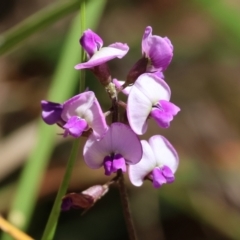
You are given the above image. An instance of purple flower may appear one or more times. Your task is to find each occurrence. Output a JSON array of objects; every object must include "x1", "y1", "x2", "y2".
[
  {"x1": 129, "y1": 135, "x2": 179, "y2": 188},
  {"x1": 75, "y1": 29, "x2": 129, "y2": 70},
  {"x1": 127, "y1": 73, "x2": 180, "y2": 135},
  {"x1": 83, "y1": 123, "x2": 142, "y2": 176},
  {"x1": 142, "y1": 26, "x2": 173, "y2": 72},
  {"x1": 41, "y1": 91, "x2": 108, "y2": 139}
]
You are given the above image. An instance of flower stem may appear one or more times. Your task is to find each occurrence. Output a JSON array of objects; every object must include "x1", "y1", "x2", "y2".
[
  {"x1": 41, "y1": 138, "x2": 81, "y2": 240},
  {"x1": 79, "y1": 0, "x2": 86, "y2": 92},
  {"x1": 117, "y1": 170, "x2": 137, "y2": 240}
]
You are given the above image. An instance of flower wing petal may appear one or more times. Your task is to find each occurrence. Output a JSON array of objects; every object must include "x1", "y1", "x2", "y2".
[
  {"x1": 149, "y1": 135, "x2": 179, "y2": 173},
  {"x1": 134, "y1": 73, "x2": 171, "y2": 103},
  {"x1": 127, "y1": 85, "x2": 151, "y2": 135},
  {"x1": 129, "y1": 140, "x2": 156, "y2": 186},
  {"x1": 62, "y1": 91, "x2": 107, "y2": 138}
]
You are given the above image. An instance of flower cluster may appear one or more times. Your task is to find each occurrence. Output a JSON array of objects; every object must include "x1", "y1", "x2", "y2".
[{"x1": 41, "y1": 26, "x2": 180, "y2": 189}]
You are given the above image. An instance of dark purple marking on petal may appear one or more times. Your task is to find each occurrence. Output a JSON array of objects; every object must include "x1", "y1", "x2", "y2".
[
  {"x1": 63, "y1": 116, "x2": 88, "y2": 138},
  {"x1": 41, "y1": 100, "x2": 63, "y2": 125}
]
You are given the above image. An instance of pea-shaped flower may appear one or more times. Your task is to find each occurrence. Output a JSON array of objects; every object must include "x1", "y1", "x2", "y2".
[
  {"x1": 83, "y1": 123, "x2": 142, "y2": 176},
  {"x1": 129, "y1": 135, "x2": 179, "y2": 188},
  {"x1": 75, "y1": 29, "x2": 129, "y2": 70},
  {"x1": 127, "y1": 73, "x2": 180, "y2": 135},
  {"x1": 41, "y1": 91, "x2": 108, "y2": 139}
]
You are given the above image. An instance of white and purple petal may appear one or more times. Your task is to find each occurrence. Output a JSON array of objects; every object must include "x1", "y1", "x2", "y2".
[
  {"x1": 127, "y1": 73, "x2": 171, "y2": 135},
  {"x1": 149, "y1": 135, "x2": 179, "y2": 174},
  {"x1": 75, "y1": 43, "x2": 129, "y2": 70},
  {"x1": 129, "y1": 140, "x2": 156, "y2": 187},
  {"x1": 83, "y1": 123, "x2": 142, "y2": 169},
  {"x1": 62, "y1": 91, "x2": 108, "y2": 138}
]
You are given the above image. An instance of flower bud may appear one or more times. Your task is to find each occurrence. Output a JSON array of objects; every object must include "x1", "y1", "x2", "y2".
[
  {"x1": 125, "y1": 57, "x2": 149, "y2": 87},
  {"x1": 61, "y1": 185, "x2": 109, "y2": 211}
]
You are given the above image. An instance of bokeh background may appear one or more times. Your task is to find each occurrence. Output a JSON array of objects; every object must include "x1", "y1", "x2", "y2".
[{"x1": 0, "y1": 0, "x2": 240, "y2": 239}]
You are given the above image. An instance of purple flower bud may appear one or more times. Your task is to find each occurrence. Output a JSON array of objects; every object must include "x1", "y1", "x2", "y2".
[{"x1": 80, "y1": 29, "x2": 103, "y2": 58}]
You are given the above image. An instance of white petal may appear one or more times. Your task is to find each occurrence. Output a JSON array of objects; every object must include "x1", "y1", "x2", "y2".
[
  {"x1": 129, "y1": 140, "x2": 156, "y2": 186},
  {"x1": 134, "y1": 73, "x2": 171, "y2": 104},
  {"x1": 127, "y1": 85, "x2": 151, "y2": 135},
  {"x1": 62, "y1": 92, "x2": 95, "y2": 120},
  {"x1": 149, "y1": 135, "x2": 179, "y2": 173},
  {"x1": 83, "y1": 132, "x2": 112, "y2": 169}
]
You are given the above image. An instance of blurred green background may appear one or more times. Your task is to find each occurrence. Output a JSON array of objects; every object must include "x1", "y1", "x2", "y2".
[{"x1": 0, "y1": 0, "x2": 240, "y2": 239}]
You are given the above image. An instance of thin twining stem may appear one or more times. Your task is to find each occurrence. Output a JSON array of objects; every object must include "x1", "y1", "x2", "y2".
[{"x1": 117, "y1": 170, "x2": 137, "y2": 240}]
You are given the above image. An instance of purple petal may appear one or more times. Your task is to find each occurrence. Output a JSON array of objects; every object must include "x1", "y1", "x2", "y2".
[
  {"x1": 62, "y1": 91, "x2": 108, "y2": 139},
  {"x1": 75, "y1": 43, "x2": 129, "y2": 70},
  {"x1": 80, "y1": 29, "x2": 103, "y2": 57},
  {"x1": 149, "y1": 135, "x2": 179, "y2": 174},
  {"x1": 41, "y1": 100, "x2": 63, "y2": 125},
  {"x1": 141, "y1": 26, "x2": 173, "y2": 72},
  {"x1": 142, "y1": 26, "x2": 152, "y2": 56},
  {"x1": 109, "y1": 123, "x2": 142, "y2": 165},
  {"x1": 152, "y1": 168, "x2": 166, "y2": 188},
  {"x1": 103, "y1": 156, "x2": 112, "y2": 176},
  {"x1": 83, "y1": 123, "x2": 142, "y2": 169},
  {"x1": 127, "y1": 73, "x2": 171, "y2": 135},
  {"x1": 147, "y1": 36, "x2": 173, "y2": 71},
  {"x1": 155, "y1": 71, "x2": 165, "y2": 79},
  {"x1": 162, "y1": 165, "x2": 175, "y2": 183},
  {"x1": 128, "y1": 140, "x2": 156, "y2": 187},
  {"x1": 150, "y1": 100, "x2": 180, "y2": 128},
  {"x1": 63, "y1": 116, "x2": 88, "y2": 138},
  {"x1": 112, "y1": 154, "x2": 126, "y2": 173}
]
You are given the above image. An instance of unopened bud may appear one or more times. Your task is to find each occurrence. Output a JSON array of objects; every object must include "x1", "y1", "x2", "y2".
[
  {"x1": 92, "y1": 63, "x2": 111, "y2": 86},
  {"x1": 61, "y1": 184, "x2": 109, "y2": 211},
  {"x1": 125, "y1": 57, "x2": 149, "y2": 86}
]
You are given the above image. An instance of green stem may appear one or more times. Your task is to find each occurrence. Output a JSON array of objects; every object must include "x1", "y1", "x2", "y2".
[
  {"x1": 1, "y1": 12, "x2": 83, "y2": 240},
  {"x1": 79, "y1": 1, "x2": 86, "y2": 92},
  {"x1": 0, "y1": 0, "x2": 85, "y2": 55},
  {"x1": 41, "y1": 138, "x2": 81, "y2": 240}
]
